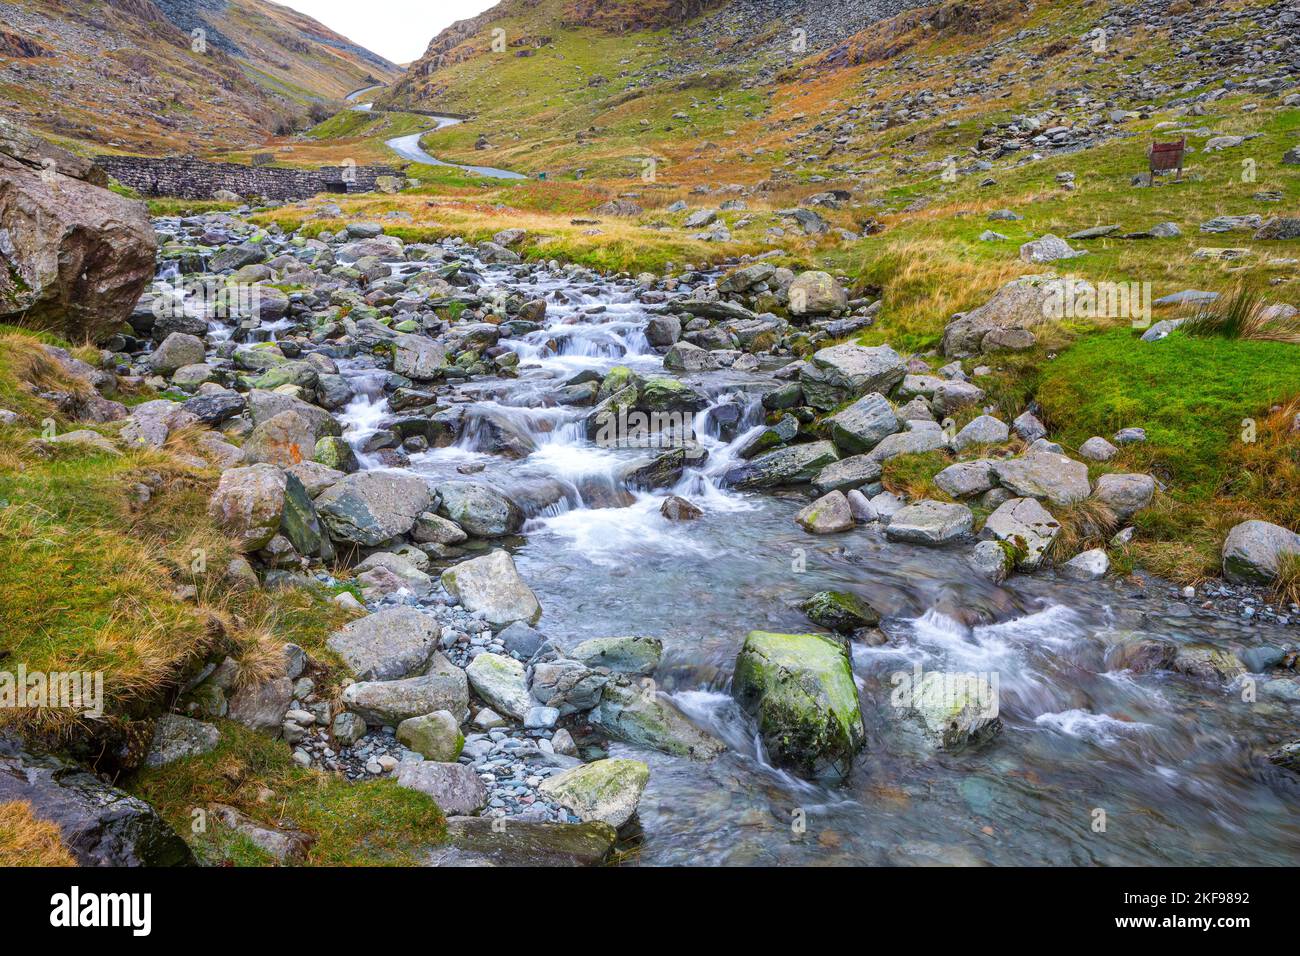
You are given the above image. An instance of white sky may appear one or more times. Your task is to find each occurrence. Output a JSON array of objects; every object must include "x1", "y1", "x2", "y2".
[{"x1": 280, "y1": 0, "x2": 499, "y2": 65}]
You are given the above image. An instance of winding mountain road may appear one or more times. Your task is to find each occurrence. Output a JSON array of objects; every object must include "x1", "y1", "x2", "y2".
[{"x1": 343, "y1": 85, "x2": 525, "y2": 180}]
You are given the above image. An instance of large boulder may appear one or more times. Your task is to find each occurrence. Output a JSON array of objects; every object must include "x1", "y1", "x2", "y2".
[
  {"x1": 884, "y1": 500, "x2": 975, "y2": 545},
  {"x1": 243, "y1": 410, "x2": 315, "y2": 468},
  {"x1": 392, "y1": 333, "x2": 446, "y2": 381},
  {"x1": 341, "y1": 658, "x2": 469, "y2": 725},
  {"x1": 732, "y1": 630, "x2": 866, "y2": 780},
  {"x1": 315, "y1": 471, "x2": 432, "y2": 546},
  {"x1": 395, "y1": 762, "x2": 486, "y2": 815},
  {"x1": 1222, "y1": 520, "x2": 1300, "y2": 585},
  {"x1": 441, "y1": 550, "x2": 541, "y2": 626},
  {"x1": 538, "y1": 758, "x2": 649, "y2": 828},
  {"x1": 991, "y1": 449, "x2": 1091, "y2": 506},
  {"x1": 825, "y1": 392, "x2": 899, "y2": 454},
  {"x1": 0, "y1": 121, "x2": 156, "y2": 342},
  {"x1": 434, "y1": 481, "x2": 524, "y2": 537},
  {"x1": 941, "y1": 274, "x2": 1091, "y2": 357},
  {"x1": 795, "y1": 490, "x2": 855, "y2": 534},
  {"x1": 590, "y1": 681, "x2": 725, "y2": 760},
  {"x1": 326, "y1": 606, "x2": 440, "y2": 681},
  {"x1": 148, "y1": 333, "x2": 206, "y2": 375},
  {"x1": 247, "y1": 390, "x2": 341, "y2": 442},
  {"x1": 0, "y1": 737, "x2": 194, "y2": 865},
  {"x1": 800, "y1": 344, "x2": 906, "y2": 410},
  {"x1": 207, "y1": 463, "x2": 286, "y2": 551},
  {"x1": 723, "y1": 440, "x2": 839, "y2": 489},
  {"x1": 787, "y1": 270, "x2": 848, "y2": 316},
  {"x1": 395, "y1": 711, "x2": 464, "y2": 761},
  {"x1": 900, "y1": 671, "x2": 1003, "y2": 751}
]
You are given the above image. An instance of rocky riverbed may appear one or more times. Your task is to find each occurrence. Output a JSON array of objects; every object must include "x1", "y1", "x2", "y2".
[{"x1": 11, "y1": 199, "x2": 1300, "y2": 866}]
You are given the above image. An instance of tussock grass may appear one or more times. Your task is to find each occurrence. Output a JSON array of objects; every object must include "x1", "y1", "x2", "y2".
[
  {"x1": 1273, "y1": 553, "x2": 1300, "y2": 609},
  {"x1": 881, "y1": 449, "x2": 951, "y2": 500},
  {"x1": 1049, "y1": 498, "x2": 1117, "y2": 562},
  {"x1": 1181, "y1": 286, "x2": 1300, "y2": 344},
  {"x1": 0, "y1": 801, "x2": 77, "y2": 866}
]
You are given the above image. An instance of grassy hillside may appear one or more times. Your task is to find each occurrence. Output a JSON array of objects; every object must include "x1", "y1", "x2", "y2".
[{"x1": 0, "y1": 0, "x2": 399, "y2": 155}]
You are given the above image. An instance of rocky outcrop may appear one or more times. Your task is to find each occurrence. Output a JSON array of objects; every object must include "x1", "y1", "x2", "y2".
[
  {"x1": 0, "y1": 736, "x2": 194, "y2": 866},
  {"x1": 0, "y1": 120, "x2": 156, "y2": 342}
]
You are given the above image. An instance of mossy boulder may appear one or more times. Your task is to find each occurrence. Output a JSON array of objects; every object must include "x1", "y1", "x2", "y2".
[
  {"x1": 396, "y1": 710, "x2": 464, "y2": 761},
  {"x1": 801, "y1": 591, "x2": 881, "y2": 634},
  {"x1": 732, "y1": 630, "x2": 866, "y2": 781},
  {"x1": 539, "y1": 758, "x2": 649, "y2": 828}
]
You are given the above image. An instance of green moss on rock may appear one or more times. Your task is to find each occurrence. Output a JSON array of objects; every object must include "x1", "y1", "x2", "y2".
[{"x1": 732, "y1": 630, "x2": 866, "y2": 781}]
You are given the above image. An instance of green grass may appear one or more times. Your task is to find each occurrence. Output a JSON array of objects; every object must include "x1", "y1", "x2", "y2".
[
  {"x1": 0, "y1": 328, "x2": 354, "y2": 735},
  {"x1": 129, "y1": 722, "x2": 446, "y2": 866},
  {"x1": 307, "y1": 108, "x2": 380, "y2": 140},
  {"x1": 1036, "y1": 327, "x2": 1300, "y2": 581},
  {"x1": 1037, "y1": 329, "x2": 1300, "y2": 497},
  {"x1": 146, "y1": 198, "x2": 239, "y2": 217}
]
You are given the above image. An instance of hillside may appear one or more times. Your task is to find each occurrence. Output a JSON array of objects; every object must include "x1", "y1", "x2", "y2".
[
  {"x1": 0, "y1": 0, "x2": 1299, "y2": 881},
  {"x1": 0, "y1": 0, "x2": 400, "y2": 154}
]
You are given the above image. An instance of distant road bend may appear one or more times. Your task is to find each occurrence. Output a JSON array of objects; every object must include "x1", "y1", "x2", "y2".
[{"x1": 343, "y1": 85, "x2": 526, "y2": 180}]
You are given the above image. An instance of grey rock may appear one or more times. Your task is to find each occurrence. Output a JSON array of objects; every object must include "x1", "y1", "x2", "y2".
[
  {"x1": 1222, "y1": 520, "x2": 1300, "y2": 585},
  {"x1": 983, "y1": 497, "x2": 1060, "y2": 570},
  {"x1": 316, "y1": 471, "x2": 432, "y2": 546},
  {"x1": 441, "y1": 549, "x2": 541, "y2": 626},
  {"x1": 0, "y1": 740, "x2": 193, "y2": 865},
  {"x1": 992, "y1": 449, "x2": 1091, "y2": 506},
  {"x1": 342, "y1": 659, "x2": 469, "y2": 724},
  {"x1": 143, "y1": 714, "x2": 219, "y2": 768},
  {"x1": 1092, "y1": 473, "x2": 1155, "y2": 520},
  {"x1": 590, "y1": 682, "x2": 725, "y2": 760},
  {"x1": 326, "y1": 606, "x2": 439, "y2": 681},
  {"x1": 884, "y1": 500, "x2": 974, "y2": 545},
  {"x1": 825, "y1": 392, "x2": 899, "y2": 454},
  {"x1": 396, "y1": 761, "x2": 487, "y2": 814}
]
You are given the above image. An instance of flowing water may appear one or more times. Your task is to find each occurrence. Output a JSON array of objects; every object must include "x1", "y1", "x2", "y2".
[{"x1": 157, "y1": 229, "x2": 1300, "y2": 866}]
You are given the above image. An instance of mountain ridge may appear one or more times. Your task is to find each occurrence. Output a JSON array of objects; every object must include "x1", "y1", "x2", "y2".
[{"x1": 0, "y1": 0, "x2": 401, "y2": 154}]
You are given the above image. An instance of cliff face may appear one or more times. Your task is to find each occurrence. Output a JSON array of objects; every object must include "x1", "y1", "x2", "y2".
[{"x1": 0, "y1": 0, "x2": 400, "y2": 153}]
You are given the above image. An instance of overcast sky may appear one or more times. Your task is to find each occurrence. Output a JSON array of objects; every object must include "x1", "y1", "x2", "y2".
[{"x1": 282, "y1": 0, "x2": 498, "y2": 64}]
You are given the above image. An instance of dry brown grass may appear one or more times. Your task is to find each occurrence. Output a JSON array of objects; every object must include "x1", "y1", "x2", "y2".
[
  {"x1": 0, "y1": 333, "x2": 91, "y2": 398},
  {"x1": 0, "y1": 801, "x2": 77, "y2": 866},
  {"x1": 1272, "y1": 552, "x2": 1300, "y2": 608},
  {"x1": 1049, "y1": 497, "x2": 1118, "y2": 562}
]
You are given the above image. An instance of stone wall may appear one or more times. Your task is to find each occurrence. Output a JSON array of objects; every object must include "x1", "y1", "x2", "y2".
[{"x1": 93, "y1": 155, "x2": 401, "y2": 201}]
